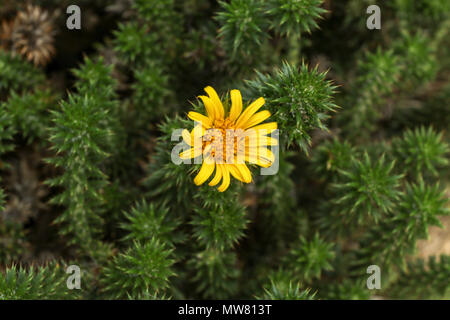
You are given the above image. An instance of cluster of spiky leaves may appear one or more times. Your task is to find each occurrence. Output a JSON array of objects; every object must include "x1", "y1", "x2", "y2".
[
  {"x1": 216, "y1": 0, "x2": 326, "y2": 66},
  {"x1": 216, "y1": 0, "x2": 268, "y2": 60},
  {"x1": 356, "y1": 179, "x2": 449, "y2": 271},
  {"x1": 112, "y1": 0, "x2": 177, "y2": 126},
  {"x1": 338, "y1": 31, "x2": 438, "y2": 138},
  {"x1": 266, "y1": 0, "x2": 326, "y2": 36},
  {"x1": 283, "y1": 233, "x2": 335, "y2": 281},
  {"x1": 113, "y1": 22, "x2": 160, "y2": 64},
  {"x1": 0, "y1": 264, "x2": 78, "y2": 300},
  {"x1": 120, "y1": 201, "x2": 181, "y2": 245},
  {"x1": 144, "y1": 116, "x2": 199, "y2": 214},
  {"x1": 4, "y1": 89, "x2": 55, "y2": 143},
  {"x1": 0, "y1": 51, "x2": 44, "y2": 92},
  {"x1": 330, "y1": 153, "x2": 402, "y2": 226},
  {"x1": 394, "y1": 32, "x2": 437, "y2": 88},
  {"x1": 46, "y1": 57, "x2": 120, "y2": 259},
  {"x1": 186, "y1": 186, "x2": 248, "y2": 298},
  {"x1": 258, "y1": 279, "x2": 316, "y2": 300},
  {"x1": 191, "y1": 195, "x2": 248, "y2": 250},
  {"x1": 254, "y1": 152, "x2": 302, "y2": 254},
  {"x1": 338, "y1": 48, "x2": 400, "y2": 136},
  {"x1": 387, "y1": 255, "x2": 450, "y2": 299},
  {"x1": 392, "y1": 126, "x2": 449, "y2": 178},
  {"x1": 246, "y1": 61, "x2": 337, "y2": 152},
  {"x1": 311, "y1": 138, "x2": 356, "y2": 181},
  {"x1": 100, "y1": 239, "x2": 176, "y2": 299}
]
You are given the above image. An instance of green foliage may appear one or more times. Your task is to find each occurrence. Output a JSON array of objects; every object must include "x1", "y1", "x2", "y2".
[
  {"x1": 0, "y1": 102, "x2": 15, "y2": 155},
  {"x1": 0, "y1": 103, "x2": 14, "y2": 217},
  {"x1": 311, "y1": 138, "x2": 356, "y2": 181},
  {"x1": 133, "y1": 0, "x2": 182, "y2": 38},
  {"x1": 46, "y1": 57, "x2": 120, "y2": 257},
  {"x1": 258, "y1": 279, "x2": 316, "y2": 300},
  {"x1": 357, "y1": 179, "x2": 449, "y2": 270},
  {"x1": 47, "y1": 93, "x2": 111, "y2": 254},
  {"x1": 284, "y1": 233, "x2": 335, "y2": 281},
  {"x1": 0, "y1": 264, "x2": 76, "y2": 300},
  {"x1": 317, "y1": 279, "x2": 371, "y2": 300},
  {"x1": 246, "y1": 61, "x2": 338, "y2": 152},
  {"x1": 113, "y1": 8, "x2": 175, "y2": 123},
  {"x1": 121, "y1": 201, "x2": 181, "y2": 245},
  {"x1": 394, "y1": 32, "x2": 437, "y2": 87},
  {"x1": 339, "y1": 31, "x2": 438, "y2": 138},
  {"x1": 100, "y1": 239, "x2": 175, "y2": 299},
  {"x1": 113, "y1": 22, "x2": 160, "y2": 64},
  {"x1": 392, "y1": 126, "x2": 449, "y2": 178},
  {"x1": 191, "y1": 194, "x2": 248, "y2": 250},
  {"x1": 132, "y1": 65, "x2": 171, "y2": 109},
  {"x1": 0, "y1": 219, "x2": 27, "y2": 263},
  {"x1": 1, "y1": 0, "x2": 449, "y2": 301},
  {"x1": 259, "y1": 152, "x2": 295, "y2": 211},
  {"x1": 331, "y1": 153, "x2": 402, "y2": 225},
  {"x1": 187, "y1": 247, "x2": 240, "y2": 299},
  {"x1": 387, "y1": 255, "x2": 450, "y2": 299},
  {"x1": 4, "y1": 89, "x2": 55, "y2": 143},
  {"x1": 0, "y1": 51, "x2": 44, "y2": 92},
  {"x1": 392, "y1": 84, "x2": 450, "y2": 131},
  {"x1": 266, "y1": 0, "x2": 326, "y2": 36},
  {"x1": 357, "y1": 48, "x2": 401, "y2": 99},
  {"x1": 339, "y1": 48, "x2": 400, "y2": 136},
  {"x1": 217, "y1": 0, "x2": 268, "y2": 59},
  {"x1": 144, "y1": 116, "x2": 198, "y2": 215},
  {"x1": 255, "y1": 152, "x2": 300, "y2": 252},
  {"x1": 393, "y1": 0, "x2": 450, "y2": 31}
]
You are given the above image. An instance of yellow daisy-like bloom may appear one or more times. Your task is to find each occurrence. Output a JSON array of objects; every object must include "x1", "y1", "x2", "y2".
[{"x1": 180, "y1": 86, "x2": 278, "y2": 192}]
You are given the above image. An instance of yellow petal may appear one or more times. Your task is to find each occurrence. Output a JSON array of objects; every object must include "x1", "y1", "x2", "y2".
[
  {"x1": 182, "y1": 129, "x2": 192, "y2": 145},
  {"x1": 247, "y1": 136, "x2": 278, "y2": 147},
  {"x1": 247, "y1": 147, "x2": 275, "y2": 163},
  {"x1": 194, "y1": 161, "x2": 215, "y2": 186},
  {"x1": 208, "y1": 164, "x2": 223, "y2": 186},
  {"x1": 228, "y1": 164, "x2": 245, "y2": 182},
  {"x1": 218, "y1": 164, "x2": 230, "y2": 192},
  {"x1": 256, "y1": 148, "x2": 275, "y2": 163},
  {"x1": 250, "y1": 122, "x2": 278, "y2": 133},
  {"x1": 235, "y1": 163, "x2": 252, "y2": 183},
  {"x1": 242, "y1": 110, "x2": 271, "y2": 129},
  {"x1": 190, "y1": 124, "x2": 206, "y2": 141},
  {"x1": 229, "y1": 89, "x2": 243, "y2": 122},
  {"x1": 188, "y1": 112, "x2": 212, "y2": 128},
  {"x1": 235, "y1": 97, "x2": 265, "y2": 128},
  {"x1": 204, "y1": 86, "x2": 225, "y2": 120},
  {"x1": 180, "y1": 147, "x2": 202, "y2": 159},
  {"x1": 198, "y1": 95, "x2": 216, "y2": 120},
  {"x1": 245, "y1": 153, "x2": 272, "y2": 168}
]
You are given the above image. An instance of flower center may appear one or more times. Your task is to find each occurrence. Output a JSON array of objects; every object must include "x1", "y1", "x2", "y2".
[{"x1": 202, "y1": 117, "x2": 246, "y2": 164}]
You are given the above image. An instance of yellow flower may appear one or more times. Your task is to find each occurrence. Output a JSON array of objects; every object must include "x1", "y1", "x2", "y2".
[{"x1": 180, "y1": 86, "x2": 278, "y2": 192}]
